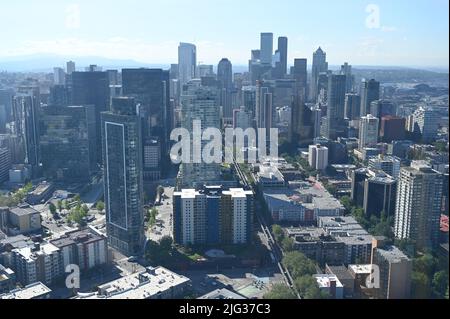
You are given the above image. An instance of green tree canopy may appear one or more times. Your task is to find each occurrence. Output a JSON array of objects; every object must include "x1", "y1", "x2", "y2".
[
  {"x1": 282, "y1": 251, "x2": 316, "y2": 278},
  {"x1": 49, "y1": 203, "x2": 57, "y2": 216},
  {"x1": 272, "y1": 224, "x2": 284, "y2": 242},
  {"x1": 264, "y1": 283, "x2": 296, "y2": 299}
]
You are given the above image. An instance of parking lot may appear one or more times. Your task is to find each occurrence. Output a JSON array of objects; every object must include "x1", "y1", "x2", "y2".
[{"x1": 147, "y1": 186, "x2": 174, "y2": 242}]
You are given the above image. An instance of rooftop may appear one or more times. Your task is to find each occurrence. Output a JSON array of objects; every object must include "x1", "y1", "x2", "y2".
[
  {"x1": 50, "y1": 227, "x2": 106, "y2": 248},
  {"x1": 348, "y1": 264, "x2": 373, "y2": 274},
  {"x1": 326, "y1": 265, "x2": 354, "y2": 281},
  {"x1": 9, "y1": 204, "x2": 40, "y2": 217},
  {"x1": 0, "y1": 282, "x2": 51, "y2": 299},
  {"x1": 73, "y1": 267, "x2": 190, "y2": 299},
  {"x1": 14, "y1": 243, "x2": 60, "y2": 262},
  {"x1": 29, "y1": 182, "x2": 52, "y2": 196},
  {"x1": 198, "y1": 288, "x2": 246, "y2": 300},
  {"x1": 375, "y1": 245, "x2": 410, "y2": 263},
  {"x1": 313, "y1": 274, "x2": 344, "y2": 289}
]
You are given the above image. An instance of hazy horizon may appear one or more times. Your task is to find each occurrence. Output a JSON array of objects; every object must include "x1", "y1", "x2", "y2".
[{"x1": 0, "y1": 0, "x2": 448, "y2": 68}]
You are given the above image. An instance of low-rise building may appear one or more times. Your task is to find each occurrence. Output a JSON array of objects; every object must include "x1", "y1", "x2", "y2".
[
  {"x1": 285, "y1": 227, "x2": 345, "y2": 266},
  {"x1": 256, "y1": 165, "x2": 285, "y2": 188},
  {"x1": 73, "y1": 267, "x2": 190, "y2": 299},
  {"x1": 26, "y1": 182, "x2": 54, "y2": 205},
  {"x1": 319, "y1": 216, "x2": 373, "y2": 264},
  {"x1": 325, "y1": 264, "x2": 355, "y2": 299},
  {"x1": 263, "y1": 181, "x2": 344, "y2": 223},
  {"x1": 0, "y1": 264, "x2": 15, "y2": 293},
  {"x1": 313, "y1": 274, "x2": 344, "y2": 299},
  {"x1": 7, "y1": 205, "x2": 41, "y2": 235},
  {"x1": 0, "y1": 282, "x2": 51, "y2": 299}
]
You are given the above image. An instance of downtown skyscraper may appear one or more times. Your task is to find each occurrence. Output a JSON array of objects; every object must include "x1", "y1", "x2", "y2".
[
  {"x1": 102, "y1": 97, "x2": 144, "y2": 256},
  {"x1": 217, "y1": 58, "x2": 233, "y2": 119},
  {"x1": 178, "y1": 43, "x2": 197, "y2": 87},
  {"x1": 311, "y1": 47, "x2": 328, "y2": 102}
]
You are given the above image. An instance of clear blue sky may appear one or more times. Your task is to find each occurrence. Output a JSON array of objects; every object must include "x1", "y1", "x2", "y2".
[{"x1": 0, "y1": 0, "x2": 448, "y2": 67}]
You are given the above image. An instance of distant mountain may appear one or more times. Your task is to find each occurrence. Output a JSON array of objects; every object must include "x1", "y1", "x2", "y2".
[{"x1": 0, "y1": 54, "x2": 168, "y2": 72}]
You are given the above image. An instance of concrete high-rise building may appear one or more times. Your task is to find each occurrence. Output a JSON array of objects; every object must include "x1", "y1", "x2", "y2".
[
  {"x1": 371, "y1": 238, "x2": 412, "y2": 299},
  {"x1": 394, "y1": 161, "x2": 443, "y2": 250},
  {"x1": 101, "y1": 97, "x2": 144, "y2": 256},
  {"x1": 308, "y1": 144, "x2": 329, "y2": 170},
  {"x1": 311, "y1": 47, "x2": 328, "y2": 102},
  {"x1": 179, "y1": 80, "x2": 221, "y2": 188},
  {"x1": 260, "y1": 33, "x2": 274, "y2": 66},
  {"x1": 178, "y1": 43, "x2": 197, "y2": 86},
  {"x1": 53, "y1": 67, "x2": 66, "y2": 86},
  {"x1": 173, "y1": 186, "x2": 253, "y2": 246},
  {"x1": 412, "y1": 106, "x2": 439, "y2": 143},
  {"x1": 325, "y1": 74, "x2": 347, "y2": 140},
  {"x1": 344, "y1": 93, "x2": 361, "y2": 120},
  {"x1": 66, "y1": 61, "x2": 76, "y2": 75},
  {"x1": 217, "y1": 58, "x2": 233, "y2": 119},
  {"x1": 359, "y1": 114, "x2": 379, "y2": 149},
  {"x1": 12, "y1": 243, "x2": 61, "y2": 286},
  {"x1": 360, "y1": 79, "x2": 380, "y2": 116}
]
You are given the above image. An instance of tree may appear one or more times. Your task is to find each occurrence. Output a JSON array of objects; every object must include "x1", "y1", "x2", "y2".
[
  {"x1": 264, "y1": 283, "x2": 296, "y2": 299},
  {"x1": 340, "y1": 196, "x2": 352, "y2": 212},
  {"x1": 73, "y1": 194, "x2": 81, "y2": 203},
  {"x1": 272, "y1": 224, "x2": 284, "y2": 242},
  {"x1": 432, "y1": 271, "x2": 449, "y2": 298},
  {"x1": 82, "y1": 204, "x2": 89, "y2": 215},
  {"x1": 49, "y1": 203, "x2": 57, "y2": 216},
  {"x1": 56, "y1": 200, "x2": 63, "y2": 212},
  {"x1": 96, "y1": 201, "x2": 105, "y2": 212},
  {"x1": 281, "y1": 237, "x2": 295, "y2": 252},
  {"x1": 159, "y1": 236, "x2": 173, "y2": 252},
  {"x1": 282, "y1": 251, "x2": 316, "y2": 278},
  {"x1": 145, "y1": 240, "x2": 161, "y2": 264},
  {"x1": 294, "y1": 276, "x2": 323, "y2": 299},
  {"x1": 414, "y1": 254, "x2": 437, "y2": 277},
  {"x1": 412, "y1": 271, "x2": 431, "y2": 299},
  {"x1": 148, "y1": 208, "x2": 158, "y2": 226}
]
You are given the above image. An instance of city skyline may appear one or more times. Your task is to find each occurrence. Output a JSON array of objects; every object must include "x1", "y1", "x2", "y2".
[{"x1": 0, "y1": 0, "x2": 448, "y2": 68}]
